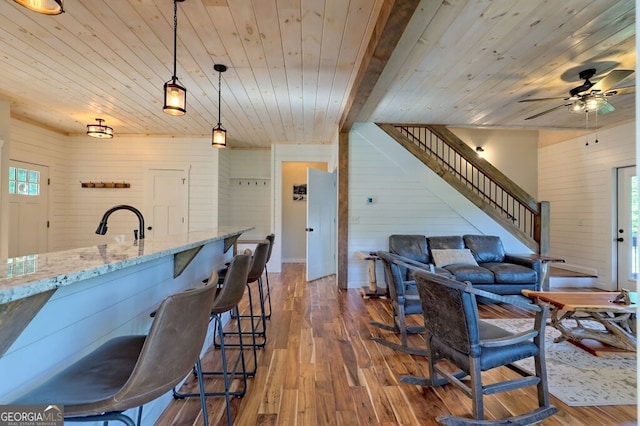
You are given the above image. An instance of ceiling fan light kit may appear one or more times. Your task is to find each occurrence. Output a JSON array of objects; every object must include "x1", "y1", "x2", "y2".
[{"x1": 521, "y1": 68, "x2": 635, "y2": 121}]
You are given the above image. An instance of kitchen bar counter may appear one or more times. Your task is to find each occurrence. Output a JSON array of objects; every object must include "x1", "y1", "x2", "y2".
[
  {"x1": 0, "y1": 226, "x2": 252, "y2": 424},
  {"x1": 0, "y1": 227, "x2": 251, "y2": 304}
]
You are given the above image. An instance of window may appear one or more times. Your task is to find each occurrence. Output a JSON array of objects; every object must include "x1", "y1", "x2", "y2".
[{"x1": 8, "y1": 166, "x2": 40, "y2": 196}]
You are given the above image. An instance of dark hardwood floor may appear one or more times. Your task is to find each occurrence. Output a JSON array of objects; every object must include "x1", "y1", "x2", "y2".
[{"x1": 157, "y1": 263, "x2": 637, "y2": 425}]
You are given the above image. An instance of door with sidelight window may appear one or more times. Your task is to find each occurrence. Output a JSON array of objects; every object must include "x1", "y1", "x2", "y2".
[{"x1": 8, "y1": 161, "x2": 49, "y2": 257}]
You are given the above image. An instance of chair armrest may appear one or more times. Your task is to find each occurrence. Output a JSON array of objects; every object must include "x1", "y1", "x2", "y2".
[
  {"x1": 505, "y1": 254, "x2": 543, "y2": 289},
  {"x1": 394, "y1": 257, "x2": 435, "y2": 273},
  {"x1": 504, "y1": 254, "x2": 540, "y2": 270},
  {"x1": 480, "y1": 330, "x2": 539, "y2": 347},
  {"x1": 465, "y1": 284, "x2": 542, "y2": 312}
]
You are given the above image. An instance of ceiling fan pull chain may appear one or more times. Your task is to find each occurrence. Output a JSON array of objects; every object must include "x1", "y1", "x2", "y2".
[{"x1": 585, "y1": 111, "x2": 589, "y2": 146}]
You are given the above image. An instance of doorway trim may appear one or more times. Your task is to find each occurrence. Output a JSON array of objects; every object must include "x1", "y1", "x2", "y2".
[{"x1": 271, "y1": 144, "x2": 335, "y2": 274}]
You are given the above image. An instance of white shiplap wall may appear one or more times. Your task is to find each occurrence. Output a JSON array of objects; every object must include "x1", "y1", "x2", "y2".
[
  {"x1": 347, "y1": 122, "x2": 534, "y2": 288},
  {"x1": 538, "y1": 121, "x2": 635, "y2": 290},
  {"x1": 5, "y1": 119, "x2": 221, "y2": 252},
  {"x1": 226, "y1": 149, "x2": 271, "y2": 240},
  {"x1": 65, "y1": 135, "x2": 219, "y2": 248}
]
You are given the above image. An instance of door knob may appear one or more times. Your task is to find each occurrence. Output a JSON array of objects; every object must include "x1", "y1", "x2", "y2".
[{"x1": 617, "y1": 237, "x2": 624, "y2": 242}]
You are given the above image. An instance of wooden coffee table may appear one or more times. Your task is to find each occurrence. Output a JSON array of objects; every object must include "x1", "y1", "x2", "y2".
[{"x1": 522, "y1": 290, "x2": 637, "y2": 352}]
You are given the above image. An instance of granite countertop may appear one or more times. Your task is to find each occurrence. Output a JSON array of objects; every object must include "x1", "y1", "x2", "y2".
[{"x1": 0, "y1": 227, "x2": 252, "y2": 304}]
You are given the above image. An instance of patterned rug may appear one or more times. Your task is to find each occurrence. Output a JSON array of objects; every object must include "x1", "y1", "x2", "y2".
[{"x1": 484, "y1": 319, "x2": 637, "y2": 406}]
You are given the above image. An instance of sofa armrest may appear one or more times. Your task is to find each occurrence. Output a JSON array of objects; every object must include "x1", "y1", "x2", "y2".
[{"x1": 504, "y1": 254, "x2": 542, "y2": 289}]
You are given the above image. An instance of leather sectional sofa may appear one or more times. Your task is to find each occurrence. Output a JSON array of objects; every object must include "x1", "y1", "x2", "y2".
[{"x1": 388, "y1": 234, "x2": 541, "y2": 296}]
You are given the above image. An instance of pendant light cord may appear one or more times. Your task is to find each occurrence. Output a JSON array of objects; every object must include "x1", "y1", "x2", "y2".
[{"x1": 217, "y1": 69, "x2": 222, "y2": 126}]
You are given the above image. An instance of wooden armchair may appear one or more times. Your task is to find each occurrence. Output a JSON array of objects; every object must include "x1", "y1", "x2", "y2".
[
  {"x1": 402, "y1": 270, "x2": 557, "y2": 425},
  {"x1": 370, "y1": 251, "x2": 430, "y2": 356}
]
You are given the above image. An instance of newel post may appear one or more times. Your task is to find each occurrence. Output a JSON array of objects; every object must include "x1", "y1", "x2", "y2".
[{"x1": 535, "y1": 201, "x2": 550, "y2": 254}]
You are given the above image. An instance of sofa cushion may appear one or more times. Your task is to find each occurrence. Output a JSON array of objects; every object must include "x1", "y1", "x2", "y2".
[
  {"x1": 444, "y1": 264, "x2": 495, "y2": 283},
  {"x1": 431, "y1": 249, "x2": 478, "y2": 267},
  {"x1": 427, "y1": 236, "x2": 464, "y2": 250},
  {"x1": 482, "y1": 262, "x2": 537, "y2": 284},
  {"x1": 463, "y1": 235, "x2": 505, "y2": 263}
]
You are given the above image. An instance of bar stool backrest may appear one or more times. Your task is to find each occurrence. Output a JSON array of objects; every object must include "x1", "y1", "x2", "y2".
[
  {"x1": 265, "y1": 234, "x2": 275, "y2": 263},
  {"x1": 247, "y1": 240, "x2": 270, "y2": 283},
  {"x1": 109, "y1": 283, "x2": 217, "y2": 410},
  {"x1": 212, "y1": 252, "x2": 252, "y2": 313}
]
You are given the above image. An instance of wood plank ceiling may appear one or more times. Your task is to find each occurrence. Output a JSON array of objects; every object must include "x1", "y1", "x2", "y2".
[{"x1": 0, "y1": 0, "x2": 635, "y2": 148}]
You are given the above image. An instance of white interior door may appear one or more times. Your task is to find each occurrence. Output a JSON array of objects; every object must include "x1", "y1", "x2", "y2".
[
  {"x1": 146, "y1": 169, "x2": 188, "y2": 238},
  {"x1": 616, "y1": 166, "x2": 637, "y2": 291},
  {"x1": 306, "y1": 169, "x2": 336, "y2": 281},
  {"x1": 8, "y1": 161, "x2": 49, "y2": 257}
]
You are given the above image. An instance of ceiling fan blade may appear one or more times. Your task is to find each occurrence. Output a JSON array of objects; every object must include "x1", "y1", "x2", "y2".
[
  {"x1": 605, "y1": 86, "x2": 635, "y2": 97},
  {"x1": 597, "y1": 103, "x2": 616, "y2": 115},
  {"x1": 591, "y1": 69, "x2": 635, "y2": 93},
  {"x1": 524, "y1": 103, "x2": 570, "y2": 120},
  {"x1": 518, "y1": 97, "x2": 568, "y2": 103}
]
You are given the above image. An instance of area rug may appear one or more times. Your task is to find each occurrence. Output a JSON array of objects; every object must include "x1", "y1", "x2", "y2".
[{"x1": 484, "y1": 319, "x2": 637, "y2": 406}]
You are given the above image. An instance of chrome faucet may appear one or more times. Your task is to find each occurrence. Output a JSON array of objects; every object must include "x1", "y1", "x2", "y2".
[{"x1": 96, "y1": 205, "x2": 145, "y2": 240}]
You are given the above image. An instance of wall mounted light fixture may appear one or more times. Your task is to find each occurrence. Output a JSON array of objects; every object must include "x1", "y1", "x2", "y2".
[
  {"x1": 14, "y1": 0, "x2": 63, "y2": 15},
  {"x1": 87, "y1": 118, "x2": 114, "y2": 139},
  {"x1": 211, "y1": 64, "x2": 227, "y2": 148},
  {"x1": 163, "y1": 0, "x2": 187, "y2": 116}
]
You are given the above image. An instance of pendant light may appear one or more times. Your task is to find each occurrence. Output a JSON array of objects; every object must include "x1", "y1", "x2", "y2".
[
  {"x1": 211, "y1": 64, "x2": 227, "y2": 148},
  {"x1": 163, "y1": 0, "x2": 187, "y2": 116},
  {"x1": 87, "y1": 118, "x2": 114, "y2": 139},
  {"x1": 14, "y1": 0, "x2": 63, "y2": 15}
]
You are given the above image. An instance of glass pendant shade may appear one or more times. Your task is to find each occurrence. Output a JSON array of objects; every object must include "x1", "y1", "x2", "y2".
[
  {"x1": 87, "y1": 118, "x2": 113, "y2": 139},
  {"x1": 212, "y1": 125, "x2": 226, "y2": 148},
  {"x1": 163, "y1": 78, "x2": 187, "y2": 116},
  {"x1": 14, "y1": 0, "x2": 63, "y2": 15}
]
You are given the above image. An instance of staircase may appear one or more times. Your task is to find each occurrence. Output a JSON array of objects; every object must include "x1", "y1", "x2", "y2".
[{"x1": 377, "y1": 123, "x2": 549, "y2": 253}]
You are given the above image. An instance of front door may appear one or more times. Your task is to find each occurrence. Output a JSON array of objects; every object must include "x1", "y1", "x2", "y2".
[
  {"x1": 616, "y1": 166, "x2": 637, "y2": 291},
  {"x1": 8, "y1": 161, "x2": 49, "y2": 257}
]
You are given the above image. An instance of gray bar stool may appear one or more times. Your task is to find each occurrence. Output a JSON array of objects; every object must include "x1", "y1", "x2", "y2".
[
  {"x1": 263, "y1": 233, "x2": 275, "y2": 319},
  {"x1": 215, "y1": 240, "x2": 270, "y2": 376},
  {"x1": 12, "y1": 283, "x2": 217, "y2": 426},
  {"x1": 174, "y1": 251, "x2": 251, "y2": 426}
]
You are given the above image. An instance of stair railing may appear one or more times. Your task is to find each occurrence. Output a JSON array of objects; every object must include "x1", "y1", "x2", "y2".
[{"x1": 379, "y1": 124, "x2": 548, "y2": 250}]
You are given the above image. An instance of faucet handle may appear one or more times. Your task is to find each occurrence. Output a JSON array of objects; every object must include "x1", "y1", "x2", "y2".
[{"x1": 134, "y1": 229, "x2": 139, "y2": 240}]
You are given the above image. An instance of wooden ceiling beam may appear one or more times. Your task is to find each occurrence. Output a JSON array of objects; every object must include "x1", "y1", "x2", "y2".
[{"x1": 339, "y1": 0, "x2": 422, "y2": 132}]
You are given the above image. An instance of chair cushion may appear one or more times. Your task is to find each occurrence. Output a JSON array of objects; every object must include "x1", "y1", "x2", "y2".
[
  {"x1": 481, "y1": 262, "x2": 537, "y2": 284},
  {"x1": 463, "y1": 235, "x2": 505, "y2": 263},
  {"x1": 432, "y1": 320, "x2": 539, "y2": 372},
  {"x1": 431, "y1": 249, "x2": 478, "y2": 267},
  {"x1": 444, "y1": 264, "x2": 495, "y2": 283},
  {"x1": 13, "y1": 336, "x2": 145, "y2": 408}
]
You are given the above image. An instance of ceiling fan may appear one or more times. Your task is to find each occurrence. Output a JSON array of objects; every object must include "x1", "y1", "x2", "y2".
[{"x1": 519, "y1": 68, "x2": 635, "y2": 120}]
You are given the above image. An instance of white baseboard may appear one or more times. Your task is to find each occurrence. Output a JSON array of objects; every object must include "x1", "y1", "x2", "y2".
[
  {"x1": 551, "y1": 263, "x2": 598, "y2": 277},
  {"x1": 549, "y1": 276, "x2": 597, "y2": 288}
]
